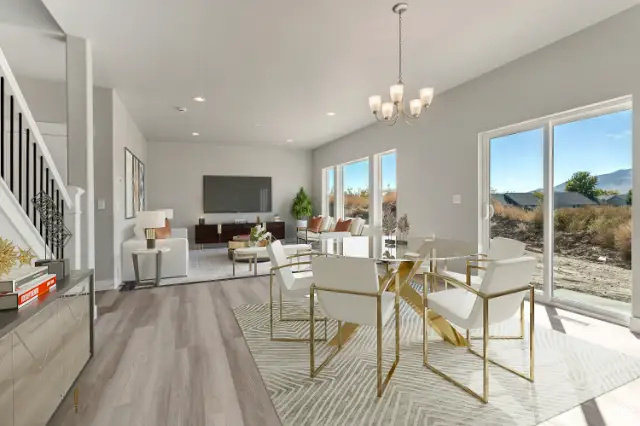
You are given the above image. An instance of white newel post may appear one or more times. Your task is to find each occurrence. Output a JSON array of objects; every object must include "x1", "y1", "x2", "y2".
[
  {"x1": 66, "y1": 35, "x2": 95, "y2": 271},
  {"x1": 65, "y1": 187, "x2": 85, "y2": 271}
]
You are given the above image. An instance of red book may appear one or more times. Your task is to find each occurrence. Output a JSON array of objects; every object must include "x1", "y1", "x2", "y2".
[{"x1": 0, "y1": 274, "x2": 57, "y2": 311}]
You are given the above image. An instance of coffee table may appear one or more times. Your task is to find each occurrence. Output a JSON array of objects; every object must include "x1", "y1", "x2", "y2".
[{"x1": 232, "y1": 243, "x2": 312, "y2": 276}]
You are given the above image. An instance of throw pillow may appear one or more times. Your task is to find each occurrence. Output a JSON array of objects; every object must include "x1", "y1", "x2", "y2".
[
  {"x1": 320, "y1": 216, "x2": 333, "y2": 232},
  {"x1": 334, "y1": 219, "x2": 352, "y2": 232},
  {"x1": 155, "y1": 218, "x2": 172, "y2": 239},
  {"x1": 308, "y1": 216, "x2": 323, "y2": 233}
]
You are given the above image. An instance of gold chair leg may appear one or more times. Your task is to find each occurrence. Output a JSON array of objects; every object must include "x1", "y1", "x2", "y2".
[
  {"x1": 469, "y1": 300, "x2": 525, "y2": 340},
  {"x1": 310, "y1": 291, "x2": 343, "y2": 379},
  {"x1": 530, "y1": 287, "x2": 535, "y2": 381},
  {"x1": 376, "y1": 296, "x2": 383, "y2": 396},
  {"x1": 423, "y1": 274, "x2": 428, "y2": 365},
  {"x1": 424, "y1": 317, "x2": 487, "y2": 404},
  {"x1": 271, "y1": 275, "x2": 327, "y2": 343},
  {"x1": 482, "y1": 299, "x2": 489, "y2": 403}
]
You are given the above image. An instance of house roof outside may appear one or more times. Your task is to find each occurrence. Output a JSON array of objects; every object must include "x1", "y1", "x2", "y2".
[
  {"x1": 491, "y1": 194, "x2": 509, "y2": 205},
  {"x1": 503, "y1": 193, "x2": 540, "y2": 207},
  {"x1": 554, "y1": 192, "x2": 597, "y2": 208},
  {"x1": 495, "y1": 192, "x2": 599, "y2": 208}
]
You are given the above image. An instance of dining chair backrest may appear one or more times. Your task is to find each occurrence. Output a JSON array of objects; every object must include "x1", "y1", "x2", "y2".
[
  {"x1": 467, "y1": 256, "x2": 537, "y2": 327},
  {"x1": 267, "y1": 240, "x2": 295, "y2": 291},
  {"x1": 487, "y1": 237, "x2": 526, "y2": 260},
  {"x1": 312, "y1": 256, "x2": 381, "y2": 327}
]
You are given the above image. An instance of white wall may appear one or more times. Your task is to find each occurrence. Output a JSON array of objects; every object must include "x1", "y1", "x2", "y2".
[
  {"x1": 312, "y1": 7, "x2": 640, "y2": 326},
  {"x1": 15, "y1": 74, "x2": 66, "y2": 123},
  {"x1": 112, "y1": 91, "x2": 147, "y2": 286},
  {"x1": 93, "y1": 87, "x2": 114, "y2": 285},
  {"x1": 147, "y1": 143, "x2": 312, "y2": 244}
]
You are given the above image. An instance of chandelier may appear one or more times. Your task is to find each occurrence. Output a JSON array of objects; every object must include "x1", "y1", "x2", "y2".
[{"x1": 368, "y1": 3, "x2": 434, "y2": 125}]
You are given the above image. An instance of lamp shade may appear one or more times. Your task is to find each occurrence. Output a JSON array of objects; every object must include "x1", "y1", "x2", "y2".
[
  {"x1": 381, "y1": 102, "x2": 394, "y2": 120},
  {"x1": 409, "y1": 99, "x2": 422, "y2": 117},
  {"x1": 420, "y1": 87, "x2": 434, "y2": 106},
  {"x1": 136, "y1": 211, "x2": 166, "y2": 229},
  {"x1": 158, "y1": 208, "x2": 174, "y2": 220},
  {"x1": 390, "y1": 84, "x2": 404, "y2": 103},
  {"x1": 368, "y1": 95, "x2": 382, "y2": 113}
]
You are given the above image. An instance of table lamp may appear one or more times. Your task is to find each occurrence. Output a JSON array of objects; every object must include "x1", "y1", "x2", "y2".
[{"x1": 136, "y1": 211, "x2": 166, "y2": 249}]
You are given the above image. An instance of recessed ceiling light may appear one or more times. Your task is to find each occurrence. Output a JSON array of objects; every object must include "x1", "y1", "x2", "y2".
[
  {"x1": 192, "y1": 96, "x2": 206, "y2": 102},
  {"x1": 326, "y1": 112, "x2": 336, "y2": 116},
  {"x1": 286, "y1": 139, "x2": 294, "y2": 143},
  {"x1": 192, "y1": 132, "x2": 200, "y2": 136},
  {"x1": 254, "y1": 123, "x2": 262, "y2": 127},
  {"x1": 176, "y1": 106, "x2": 187, "y2": 113}
]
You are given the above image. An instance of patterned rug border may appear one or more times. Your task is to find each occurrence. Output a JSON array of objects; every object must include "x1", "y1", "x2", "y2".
[{"x1": 232, "y1": 300, "x2": 640, "y2": 426}]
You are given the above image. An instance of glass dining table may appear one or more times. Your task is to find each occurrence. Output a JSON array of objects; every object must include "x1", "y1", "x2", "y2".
[{"x1": 311, "y1": 234, "x2": 478, "y2": 347}]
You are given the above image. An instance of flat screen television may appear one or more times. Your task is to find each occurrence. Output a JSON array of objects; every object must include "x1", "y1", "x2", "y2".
[{"x1": 203, "y1": 175, "x2": 272, "y2": 213}]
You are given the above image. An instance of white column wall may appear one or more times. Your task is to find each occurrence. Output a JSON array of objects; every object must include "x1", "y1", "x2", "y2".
[{"x1": 66, "y1": 35, "x2": 94, "y2": 270}]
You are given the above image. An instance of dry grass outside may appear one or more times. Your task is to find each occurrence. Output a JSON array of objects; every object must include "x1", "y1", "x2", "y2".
[
  {"x1": 492, "y1": 200, "x2": 632, "y2": 260},
  {"x1": 615, "y1": 220, "x2": 632, "y2": 261}
]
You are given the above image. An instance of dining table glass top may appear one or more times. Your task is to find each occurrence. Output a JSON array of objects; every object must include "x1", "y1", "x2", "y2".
[{"x1": 313, "y1": 234, "x2": 478, "y2": 262}]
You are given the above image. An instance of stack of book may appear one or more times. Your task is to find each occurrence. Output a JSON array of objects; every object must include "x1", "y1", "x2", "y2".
[{"x1": 0, "y1": 266, "x2": 57, "y2": 311}]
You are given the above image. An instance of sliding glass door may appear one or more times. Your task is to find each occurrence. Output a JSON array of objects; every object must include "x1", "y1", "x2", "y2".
[
  {"x1": 488, "y1": 129, "x2": 545, "y2": 291},
  {"x1": 481, "y1": 98, "x2": 632, "y2": 321},
  {"x1": 552, "y1": 109, "x2": 632, "y2": 316}
]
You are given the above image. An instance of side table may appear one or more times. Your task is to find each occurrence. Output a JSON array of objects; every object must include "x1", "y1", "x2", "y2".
[{"x1": 132, "y1": 247, "x2": 171, "y2": 287}]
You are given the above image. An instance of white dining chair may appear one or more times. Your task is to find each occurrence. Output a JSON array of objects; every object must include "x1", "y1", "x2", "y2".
[
  {"x1": 442, "y1": 237, "x2": 527, "y2": 287},
  {"x1": 310, "y1": 256, "x2": 401, "y2": 397},
  {"x1": 425, "y1": 256, "x2": 536, "y2": 403},
  {"x1": 267, "y1": 240, "x2": 327, "y2": 342},
  {"x1": 438, "y1": 237, "x2": 528, "y2": 339}
]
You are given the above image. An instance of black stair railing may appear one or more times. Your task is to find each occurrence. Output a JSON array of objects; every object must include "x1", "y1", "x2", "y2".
[{"x1": 0, "y1": 75, "x2": 67, "y2": 259}]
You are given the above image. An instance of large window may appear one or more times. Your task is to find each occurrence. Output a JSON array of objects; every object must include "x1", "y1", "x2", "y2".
[
  {"x1": 326, "y1": 167, "x2": 335, "y2": 217},
  {"x1": 380, "y1": 150, "x2": 397, "y2": 220},
  {"x1": 321, "y1": 150, "x2": 397, "y2": 226},
  {"x1": 343, "y1": 158, "x2": 369, "y2": 221},
  {"x1": 482, "y1": 97, "x2": 632, "y2": 321}
]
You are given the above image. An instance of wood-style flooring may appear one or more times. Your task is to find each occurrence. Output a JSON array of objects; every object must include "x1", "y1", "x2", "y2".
[{"x1": 48, "y1": 277, "x2": 640, "y2": 426}]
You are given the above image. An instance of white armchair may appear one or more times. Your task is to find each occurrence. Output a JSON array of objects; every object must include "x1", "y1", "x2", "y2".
[
  {"x1": 310, "y1": 256, "x2": 401, "y2": 397},
  {"x1": 266, "y1": 240, "x2": 327, "y2": 342},
  {"x1": 425, "y1": 256, "x2": 537, "y2": 403}
]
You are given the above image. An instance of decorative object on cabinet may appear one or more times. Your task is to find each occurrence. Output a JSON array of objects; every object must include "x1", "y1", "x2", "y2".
[{"x1": 0, "y1": 238, "x2": 18, "y2": 277}]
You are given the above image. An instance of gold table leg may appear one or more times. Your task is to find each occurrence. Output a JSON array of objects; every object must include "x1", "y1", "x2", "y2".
[{"x1": 328, "y1": 261, "x2": 468, "y2": 347}]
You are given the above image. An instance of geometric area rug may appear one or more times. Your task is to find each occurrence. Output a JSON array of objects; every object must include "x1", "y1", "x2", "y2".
[{"x1": 233, "y1": 300, "x2": 640, "y2": 426}]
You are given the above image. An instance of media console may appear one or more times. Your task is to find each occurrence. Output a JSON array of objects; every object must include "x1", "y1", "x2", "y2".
[{"x1": 195, "y1": 221, "x2": 285, "y2": 244}]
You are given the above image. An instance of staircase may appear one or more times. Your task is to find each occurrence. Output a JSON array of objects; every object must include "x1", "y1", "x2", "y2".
[{"x1": 0, "y1": 45, "x2": 72, "y2": 259}]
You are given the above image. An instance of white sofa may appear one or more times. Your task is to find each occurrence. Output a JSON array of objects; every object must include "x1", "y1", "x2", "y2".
[
  {"x1": 297, "y1": 216, "x2": 366, "y2": 242},
  {"x1": 121, "y1": 227, "x2": 189, "y2": 283}
]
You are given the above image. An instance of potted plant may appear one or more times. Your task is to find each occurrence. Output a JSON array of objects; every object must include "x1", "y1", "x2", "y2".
[{"x1": 291, "y1": 187, "x2": 313, "y2": 228}]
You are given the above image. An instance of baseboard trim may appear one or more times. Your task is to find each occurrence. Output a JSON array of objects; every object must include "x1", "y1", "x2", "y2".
[{"x1": 95, "y1": 279, "x2": 115, "y2": 291}]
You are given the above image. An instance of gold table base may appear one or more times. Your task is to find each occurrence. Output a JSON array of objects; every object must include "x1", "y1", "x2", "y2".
[{"x1": 328, "y1": 261, "x2": 467, "y2": 347}]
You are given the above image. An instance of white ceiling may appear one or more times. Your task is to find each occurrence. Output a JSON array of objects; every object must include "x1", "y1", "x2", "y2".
[{"x1": 5, "y1": 0, "x2": 640, "y2": 148}]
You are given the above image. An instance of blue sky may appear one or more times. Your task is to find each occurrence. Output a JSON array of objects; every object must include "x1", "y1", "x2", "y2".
[
  {"x1": 339, "y1": 151, "x2": 397, "y2": 193},
  {"x1": 490, "y1": 109, "x2": 632, "y2": 193}
]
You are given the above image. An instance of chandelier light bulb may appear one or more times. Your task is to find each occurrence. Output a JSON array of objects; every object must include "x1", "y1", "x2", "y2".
[
  {"x1": 390, "y1": 84, "x2": 404, "y2": 104},
  {"x1": 409, "y1": 99, "x2": 422, "y2": 117},
  {"x1": 420, "y1": 87, "x2": 435, "y2": 107},
  {"x1": 381, "y1": 102, "x2": 394, "y2": 120},
  {"x1": 369, "y1": 95, "x2": 382, "y2": 113},
  {"x1": 367, "y1": 4, "x2": 434, "y2": 125}
]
